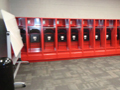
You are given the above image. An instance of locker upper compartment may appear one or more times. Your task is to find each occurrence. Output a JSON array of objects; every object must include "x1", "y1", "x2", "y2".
[
  {"x1": 95, "y1": 29, "x2": 100, "y2": 41},
  {"x1": 106, "y1": 29, "x2": 111, "y2": 40},
  {"x1": 71, "y1": 29, "x2": 78, "y2": 41},
  {"x1": 58, "y1": 29, "x2": 67, "y2": 42},
  {"x1": 44, "y1": 29, "x2": 55, "y2": 42},
  {"x1": 84, "y1": 29, "x2": 89, "y2": 41},
  {"x1": 117, "y1": 28, "x2": 120, "y2": 40},
  {"x1": 29, "y1": 29, "x2": 40, "y2": 43}
]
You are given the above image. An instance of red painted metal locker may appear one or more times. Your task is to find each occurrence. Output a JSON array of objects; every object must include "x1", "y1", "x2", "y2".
[
  {"x1": 27, "y1": 18, "x2": 41, "y2": 53},
  {"x1": 116, "y1": 20, "x2": 120, "y2": 54},
  {"x1": 16, "y1": 17, "x2": 120, "y2": 62},
  {"x1": 70, "y1": 19, "x2": 83, "y2": 58},
  {"x1": 95, "y1": 19, "x2": 106, "y2": 56},
  {"x1": 83, "y1": 19, "x2": 94, "y2": 57},
  {"x1": 106, "y1": 20, "x2": 116, "y2": 55}
]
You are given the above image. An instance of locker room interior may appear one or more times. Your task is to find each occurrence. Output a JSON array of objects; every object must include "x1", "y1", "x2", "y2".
[{"x1": 1, "y1": 0, "x2": 120, "y2": 90}]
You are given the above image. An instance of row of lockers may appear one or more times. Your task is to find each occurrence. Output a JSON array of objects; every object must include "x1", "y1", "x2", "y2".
[{"x1": 16, "y1": 17, "x2": 120, "y2": 62}]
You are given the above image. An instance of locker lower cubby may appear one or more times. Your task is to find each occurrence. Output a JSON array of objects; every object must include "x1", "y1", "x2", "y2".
[
  {"x1": 95, "y1": 50, "x2": 105, "y2": 56},
  {"x1": 21, "y1": 53, "x2": 28, "y2": 61},
  {"x1": 71, "y1": 42, "x2": 80, "y2": 51},
  {"x1": 44, "y1": 44, "x2": 55, "y2": 52},
  {"x1": 83, "y1": 51, "x2": 94, "y2": 57},
  {"x1": 44, "y1": 53, "x2": 57, "y2": 59},
  {"x1": 106, "y1": 49, "x2": 116, "y2": 55},
  {"x1": 116, "y1": 49, "x2": 120, "y2": 54},
  {"x1": 29, "y1": 43, "x2": 41, "y2": 52},
  {"x1": 57, "y1": 52, "x2": 70, "y2": 59},
  {"x1": 95, "y1": 41, "x2": 102, "y2": 49},
  {"x1": 106, "y1": 41, "x2": 115, "y2": 49},
  {"x1": 22, "y1": 53, "x2": 43, "y2": 61},
  {"x1": 71, "y1": 51, "x2": 82, "y2": 58},
  {"x1": 27, "y1": 53, "x2": 44, "y2": 61},
  {"x1": 117, "y1": 40, "x2": 120, "y2": 48}
]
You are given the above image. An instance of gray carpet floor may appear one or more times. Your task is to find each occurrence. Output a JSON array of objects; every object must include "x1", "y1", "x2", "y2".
[{"x1": 15, "y1": 56, "x2": 120, "y2": 90}]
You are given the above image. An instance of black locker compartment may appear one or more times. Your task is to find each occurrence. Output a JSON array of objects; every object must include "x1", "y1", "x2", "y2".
[
  {"x1": 95, "y1": 29, "x2": 100, "y2": 41},
  {"x1": 71, "y1": 29, "x2": 78, "y2": 41},
  {"x1": 20, "y1": 29, "x2": 26, "y2": 43},
  {"x1": 58, "y1": 29, "x2": 67, "y2": 42},
  {"x1": 117, "y1": 28, "x2": 120, "y2": 40},
  {"x1": 20, "y1": 29, "x2": 26, "y2": 34},
  {"x1": 84, "y1": 29, "x2": 89, "y2": 41},
  {"x1": 21, "y1": 34, "x2": 26, "y2": 43},
  {"x1": 44, "y1": 29, "x2": 55, "y2": 42},
  {"x1": 106, "y1": 29, "x2": 111, "y2": 40},
  {"x1": 29, "y1": 29, "x2": 40, "y2": 43}
]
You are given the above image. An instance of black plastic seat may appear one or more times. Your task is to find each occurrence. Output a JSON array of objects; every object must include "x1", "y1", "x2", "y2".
[
  {"x1": 95, "y1": 29, "x2": 100, "y2": 41},
  {"x1": 29, "y1": 29, "x2": 40, "y2": 43},
  {"x1": 71, "y1": 29, "x2": 78, "y2": 41},
  {"x1": 106, "y1": 29, "x2": 111, "y2": 40},
  {"x1": 84, "y1": 29, "x2": 89, "y2": 41},
  {"x1": 20, "y1": 29, "x2": 26, "y2": 43},
  {"x1": 58, "y1": 29, "x2": 67, "y2": 42},
  {"x1": 44, "y1": 29, "x2": 55, "y2": 42},
  {"x1": 20, "y1": 29, "x2": 26, "y2": 34},
  {"x1": 29, "y1": 29, "x2": 40, "y2": 33}
]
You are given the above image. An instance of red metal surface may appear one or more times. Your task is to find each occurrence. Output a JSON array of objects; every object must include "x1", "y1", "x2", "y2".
[
  {"x1": 27, "y1": 18, "x2": 34, "y2": 26},
  {"x1": 95, "y1": 19, "x2": 105, "y2": 50},
  {"x1": 16, "y1": 17, "x2": 120, "y2": 62},
  {"x1": 43, "y1": 19, "x2": 55, "y2": 27},
  {"x1": 117, "y1": 20, "x2": 120, "y2": 48}
]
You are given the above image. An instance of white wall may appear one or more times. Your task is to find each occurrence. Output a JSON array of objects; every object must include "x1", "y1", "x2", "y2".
[
  {"x1": 0, "y1": 0, "x2": 9, "y2": 29},
  {"x1": 0, "y1": 0, "x2": 9, "y2": 57},
  {"x1": 9, "y1": 0, "x2": 120, "y2": 19}
]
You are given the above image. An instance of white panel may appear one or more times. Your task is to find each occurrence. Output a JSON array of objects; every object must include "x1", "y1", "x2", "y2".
[{"x1": 1, "y1": 10, "x2": 23, "y2": 57}]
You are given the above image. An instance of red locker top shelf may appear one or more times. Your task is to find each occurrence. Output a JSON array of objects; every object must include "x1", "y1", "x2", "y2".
[
  {"x1": 117, "y1": 20, "x2": 120, "y2": 27},
  {"x1": 106, "y1": 20, "x2": 116, "y2": 27},
  {"x1": 43, "y1": 19, "x2": 55, "y2": 27},
  {"x1": 95, "y1": 20, "x2": 105, "y2": 27}
]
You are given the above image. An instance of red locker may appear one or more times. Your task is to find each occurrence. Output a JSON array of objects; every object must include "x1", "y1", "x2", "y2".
[
  {"x1": 117, "y1": 20, "x2": 120, "y2": 48},
  {"x1": 57, "y1": 19, "x2": 69, "y2": 51},
  {"x1": 43, "y1": 19, "x2": 56, "y2": 52},
  {"x1": 27, "y1": 18, "x2": 41, "y2": 53},
  {"x1": 70, "y1": 19, "x2": 82, "y2": 51},
  {"x1": 16, "y1": 17, "x2": 120, "y2": 62},
  {"x1": 16, "y1": 18, "x2": 27, "y2": 53},
  {"x1": 95, "y1": 19, "x2": 106, "y2": 56},
  {"x1": 106, "y1": 20, "x2": 116, "y2": 55}
]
